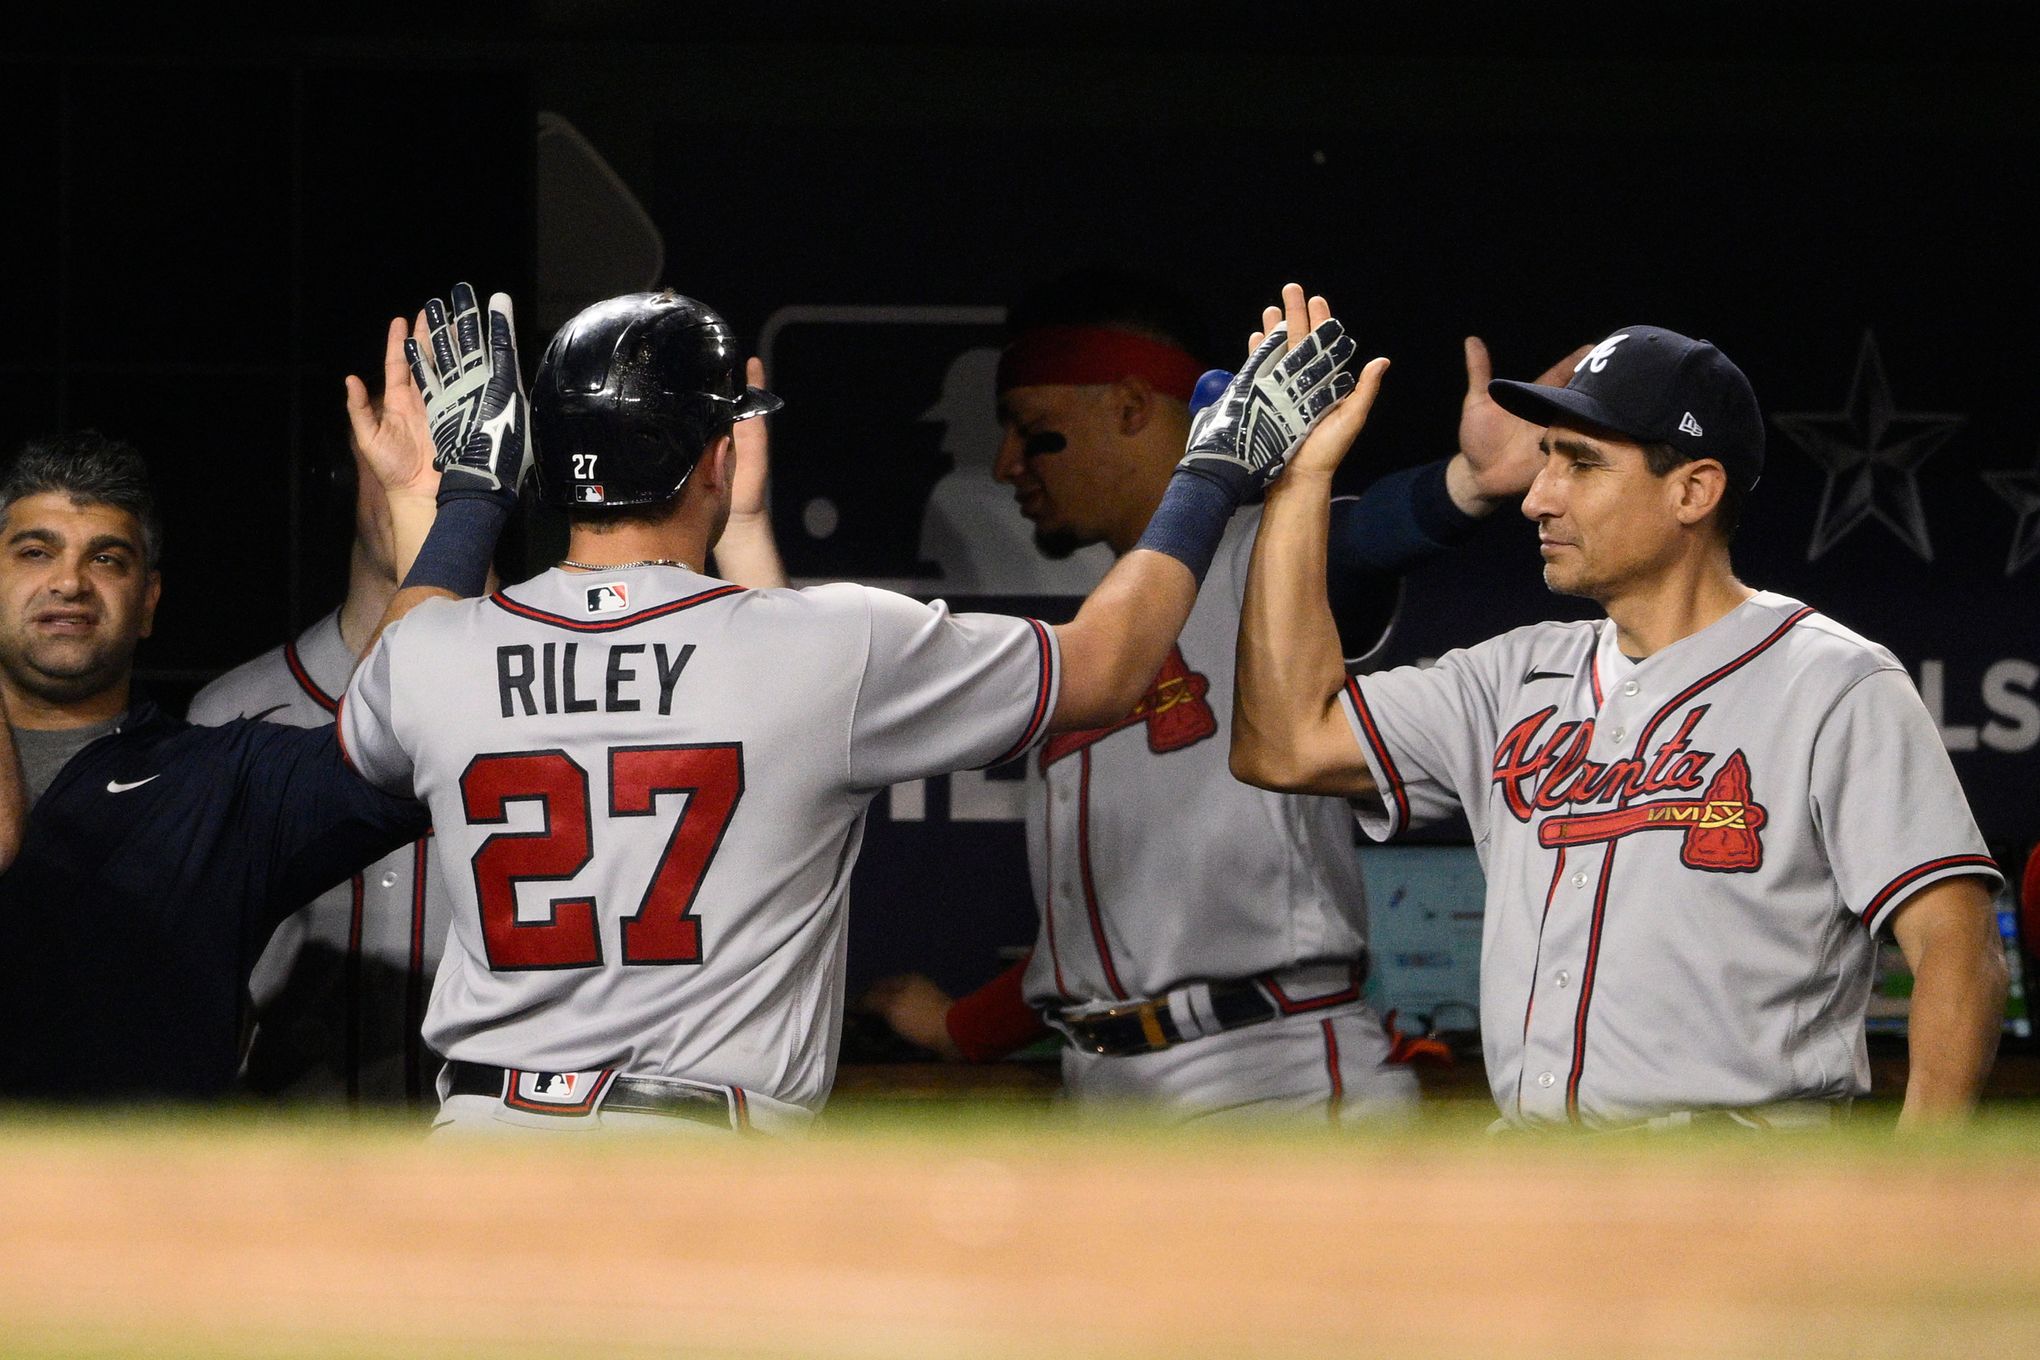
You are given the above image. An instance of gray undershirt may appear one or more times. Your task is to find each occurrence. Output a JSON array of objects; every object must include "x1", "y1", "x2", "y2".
[{"x1": 11, "y1": 717, "x2": 122, "y2": 807}]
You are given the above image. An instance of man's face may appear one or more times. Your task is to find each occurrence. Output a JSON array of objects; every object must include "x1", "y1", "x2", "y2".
[
  {"x1": 993, "y1": 383, "x2": 1140, "y2": 557},
  {"x1": 0, "y1": 492, "x2": 161, "y2": 706},
  {"x1": 1520, "y1": 423, "x2": 1683, "y2": 602}
]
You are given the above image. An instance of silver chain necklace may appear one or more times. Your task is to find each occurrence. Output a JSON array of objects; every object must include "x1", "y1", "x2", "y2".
[{"x1": 558, "y1": 558, "x2": 695, "y2": 573}]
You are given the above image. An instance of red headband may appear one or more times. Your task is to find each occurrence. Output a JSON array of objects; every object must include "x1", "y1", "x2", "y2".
[{"x1": 995, "y1": 325, "x2": 1205, "y2": 402}]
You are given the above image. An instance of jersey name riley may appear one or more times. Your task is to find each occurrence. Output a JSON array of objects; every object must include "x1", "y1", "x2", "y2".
[{"x1": 495, "y1": 641, "x2": 695, "y2": 718}]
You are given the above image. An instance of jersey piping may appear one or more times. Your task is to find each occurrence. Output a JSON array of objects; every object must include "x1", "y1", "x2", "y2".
[
  {"x1": 983, "y1": 618, "x2": 1056, "y2": 769},
  {"x1": 1343, "y1": 676, "x2": 1410, "y2": 833},
  {"x1": 1076, "y1": 747, "x2": 1130, "y2": 1000},
  {"x1": 487, "y1": 583, "x2": 746, "y2": 633},
  {"x1": 1862, "y1": 854, "x2": 2000, "y2": 935},
  {"x1": 284, "y1": 640, "x2": 341, "y2": 714}
]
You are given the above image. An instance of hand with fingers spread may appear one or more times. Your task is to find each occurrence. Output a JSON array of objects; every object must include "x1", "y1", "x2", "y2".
[
  {"x1": 1446, "y1": 337, "x2": 1593, "y2": 513},
  {"x1": 406, "y1": 283, "x2": 532, "y2": 508},
  {"x1": 1179, "y1": 283, "x2": 1360, "y2": 501},
  {"x1": 345, "y1": 316, "x2": 438, "y2": 501}
]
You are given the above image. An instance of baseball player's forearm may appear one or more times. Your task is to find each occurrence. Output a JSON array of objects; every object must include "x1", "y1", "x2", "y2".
[
  {"x1": 1232, "y1": 467, "x2": 1378, "y2": 798},
  {"x1": 1051, "y1": 549, "x2": 1198, "y2": 730},
  {"x1": 1891, "y1": 877, "x2": 2007, "y2": 1127},
  {"x1": 709, "y1": 511, "x2": 788, "y2": 590}
]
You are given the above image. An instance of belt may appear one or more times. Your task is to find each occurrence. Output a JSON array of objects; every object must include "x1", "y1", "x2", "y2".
[
  {"x1": 446, "y1": 1061, "x2": 741, "y2": 1129},
  {"x1": 1053, "y1": 959, "x2": 1368, "y2": 1058}
]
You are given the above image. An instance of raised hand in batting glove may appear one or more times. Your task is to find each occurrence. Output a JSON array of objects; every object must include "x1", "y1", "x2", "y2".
[
  {"x1": 1178, "y1": 288, "x2": 1358, "y2": 502},
  {"x1": 406, "y1": 283, "x2": 531, "y2": 508}
]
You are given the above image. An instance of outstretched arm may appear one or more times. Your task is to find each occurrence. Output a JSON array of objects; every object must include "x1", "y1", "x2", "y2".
[
  {"x1": 709, "y1": 356, "x2": 790, "y2": 589},
  {"x1": 1231, "y1": 353, "x2": 1392, "y2": 799},
  {"x1": 1053, "y1": 283, "x2": 1359, "y2": 730},
  {"x1": 1891, "y1": 876, "x2": 2008, "y2": 1127},
  {"x1": 1443, "y1": 337, "x2": 1589, "y2": 515}
]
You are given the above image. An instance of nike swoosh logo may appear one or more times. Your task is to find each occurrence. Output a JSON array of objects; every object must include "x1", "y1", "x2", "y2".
[
  {"x1": 106, "y1": 776, "x2": 161, "y2": 794},
  {"x1": 248, "y1": 704, "x2": 289, "y2": 723},
  {"x1": 1521, "y1": 670, "x2": 1572, "y2": 683}
]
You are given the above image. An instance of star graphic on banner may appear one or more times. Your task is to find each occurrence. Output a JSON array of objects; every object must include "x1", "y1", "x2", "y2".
[
  {"x1": 1771, "y1": 332, "x2": 1966, "y2": 562},
  {"x1": 1983, "y1": 451, "x2": 2040, "y2": 576}
]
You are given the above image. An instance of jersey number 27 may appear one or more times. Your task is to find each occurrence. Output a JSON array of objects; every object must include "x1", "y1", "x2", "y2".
[{"x1": 459, "y1": 743, "x2": 745, "y2": 970}]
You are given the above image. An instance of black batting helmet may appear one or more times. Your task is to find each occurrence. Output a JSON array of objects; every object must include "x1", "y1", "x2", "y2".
[{"x1": 531, "y1": 290, "x2": 781, "y2": 509}]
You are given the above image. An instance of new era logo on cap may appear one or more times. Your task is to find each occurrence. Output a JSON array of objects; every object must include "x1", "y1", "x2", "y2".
[{"x1": 1487, "y1": 324, "x2": 1765, "y2": 488}]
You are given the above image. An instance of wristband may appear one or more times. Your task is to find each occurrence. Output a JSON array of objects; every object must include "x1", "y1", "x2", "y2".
[
  {"x1": 400, "y1": 496, "x2": 507, "y2": 597},
  {"x1": 1133, "y1": 467, "x2": 1238, "y2": 585}
]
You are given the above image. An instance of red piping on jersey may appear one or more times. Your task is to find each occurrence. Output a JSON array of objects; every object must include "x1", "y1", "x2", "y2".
[
  {"x1": 1042, "y1": 785, "x2": 1073, "y2": 1001},
  {"x1": 1562, "y1": 605, "x2": 1815, "y2": 1121},
  {"x1": 1589, "y1": 652, "x2": 1604, "y2": 709},
  {"x1": 1262, "y1": 964, "x2": 1363, "y2": 1015},
  {"x1": 1521, "y1": 848, "x2": 1568, "y2": 1047},
  {"x1": 284, "y1": 640, "x2": 341, "y2": 714},
  {"x1": 731, "y1": 1085, "x2": 751, "y2": 1132},
  {"x1": 405, "y1": 835, "x2": 432, "y2": 1105},
  {"x1": 985, "y1": 618, "x2": 1056, "y2": 768},
  {"x1": 1344, "y1": 677, "x2": 1410, "y2": 833},
  {"x1": 1862, "y1": 854, "x2": 2000, "y2": 934},
  {"x1": 488, "y1": 583, "x2": 745, "y2": 632},
  {"x1": 1564, "y1": 846, "x2": 1620, "y2": 1121},
  {"x1": 1321, "y1": 1019, "x2": 1344, "y2": 1121},
  {"x1": 1076, "y1": 748, "x2": 1129, "y2": 1000},
  {"x1": 344, "y1": 873, "x2": 365, "y2": 1107}
]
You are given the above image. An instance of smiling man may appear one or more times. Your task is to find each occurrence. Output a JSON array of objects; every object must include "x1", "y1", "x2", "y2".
[
  {"x1": 1231, "y1": 323, "x2": 2008, "y2": 1130},
  {"x1": 0, "y1": 381, "x2": 455, "y2": 1100}
]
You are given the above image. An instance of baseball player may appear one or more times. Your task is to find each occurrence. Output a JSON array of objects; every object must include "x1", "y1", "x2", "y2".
[
  {"x1": 1231, "y1": 308, "x2": 2009, "y2": 1129},
  {"x1": 337, "y1": 284, "x2": 1367, "y2": 1134},
  {"x1": 868, "y1": 272, "x2": 1578, "y2": 1123}
]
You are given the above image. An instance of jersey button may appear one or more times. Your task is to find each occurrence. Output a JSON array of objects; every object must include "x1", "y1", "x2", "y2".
[
  {"x1": 1612, "y1": 727, "x2": 1626, "y2": 743},
  {"x1": 1536, "y1": 1071, "x2": 1556, "y2": 1088},
  {"x1": 1622, "y1": 680, "x2": 1639, "y2": 696},
  {"x1": 1554, "y1": 969, "x2": 1571, "y2": 988},
  {"x1": 380, "y1": 871, "x2": 398, "y2": 889},
  {"x1": 1571, "y1": 871, "x2": 1587, "y2": 889}
]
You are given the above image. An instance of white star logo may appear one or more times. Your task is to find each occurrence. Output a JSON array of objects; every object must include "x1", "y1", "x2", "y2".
[
  {"x1": 1983, "y1": 449, "x2": 2040, "y2": 576},
  {"x1": 1771, "y1": 332, "x2": 1965, "y2": 563}
]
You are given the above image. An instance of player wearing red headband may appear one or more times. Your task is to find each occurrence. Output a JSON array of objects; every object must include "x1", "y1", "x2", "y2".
[{"x1": 869, "y1": 273, "x2": 1580, "y2": 1122}]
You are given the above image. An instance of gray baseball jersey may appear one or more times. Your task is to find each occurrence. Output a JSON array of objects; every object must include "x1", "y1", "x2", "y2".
[
  {"x1": 188, "y1": 610, "x2": 446, "y2": 1106},
  {"x1": 1341, "y1": 590, "x2": 2001, "y2": 1127},
  {"x1": 339, "y1": 566, "x2": 1059, "y2": 1117},
  {"x1": 1021, "y1": 509, "x2": 1412, "y2": 1115}
]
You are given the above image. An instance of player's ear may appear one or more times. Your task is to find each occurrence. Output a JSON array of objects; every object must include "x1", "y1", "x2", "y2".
[
  {"x1": 1671, "y1": 459, "x2": 1728, "y2": 528},
  {"x1": 699, "y1": 434, "x2": 737, "y2": 495},
  {"x1": 139, "y1": 570, "x2": 162, "y2": 639},
  {"x1": 1112, "y1": 376, "x2": 1155, "y2": 437}
]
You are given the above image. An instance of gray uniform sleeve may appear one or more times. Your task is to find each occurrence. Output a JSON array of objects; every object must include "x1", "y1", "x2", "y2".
[
  {"x1": 337, "y1": 623, "x2": 416, "y2": 797},
  {"x1": 1809, "y1": 666, "x2": 2003, "y2": 935},
  {"x1": 1339, "y1": 640, "x2": 1510, "y2": 841},
  {"x1": 845, "y1": 589, "x2": 1061, "y2": 789}
]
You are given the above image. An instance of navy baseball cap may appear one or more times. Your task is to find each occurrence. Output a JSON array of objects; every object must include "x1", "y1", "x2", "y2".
[{"x1": 1488, "y1": 325, "x2": 1765, "y2": 488}]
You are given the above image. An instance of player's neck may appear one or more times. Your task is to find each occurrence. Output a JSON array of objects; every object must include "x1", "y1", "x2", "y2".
[
  {"x1": 1602, "y1": 556, "x2": 1754, "y2": 659},
  {"x1": 338, "y1": 542, "x2": 400, "y2": 658},
  {"x1": 563, "y1": 524, "x2": 711, "y2": 574}
]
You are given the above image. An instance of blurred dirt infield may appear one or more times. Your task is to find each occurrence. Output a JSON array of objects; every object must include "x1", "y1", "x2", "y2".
[{"x1": 3, "y1": 1111, "x2": 2038, "y2": 1360}]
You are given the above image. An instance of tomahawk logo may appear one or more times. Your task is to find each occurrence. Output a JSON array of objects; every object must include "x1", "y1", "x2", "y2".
[
  {"x1": 1575, "y1": 333, "x2": 1631, "y2": 374},
  {"x1": 1490, "y1": 705, "x2": 1767, "y2": 872}
]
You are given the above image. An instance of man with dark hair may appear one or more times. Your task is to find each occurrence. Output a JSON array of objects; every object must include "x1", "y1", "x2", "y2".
[
  {"x1": 337, "y1": 283, "x2": 1367, "y2": 1134},
  {"x1": 866, "y1": 272, "x2": 1580, "y2": 1122},
  {"x1": 0, "y1": 292, "x2": 521, "y2": 1103},
  {"x1": 1231, "y1": 321, "x2": 2007, "y2": 1129}
]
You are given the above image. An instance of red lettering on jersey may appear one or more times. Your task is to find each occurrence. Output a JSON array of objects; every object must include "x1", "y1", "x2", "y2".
[
  {"x1": 1492, "y1": 706, "x2": 1765, "y2": 871},
  {"x1": 1039, "y1": 645, "x2": 1216, "y2": 769}
]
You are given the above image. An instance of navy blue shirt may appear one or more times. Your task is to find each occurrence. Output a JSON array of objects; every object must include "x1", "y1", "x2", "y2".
[{"x1": 0, "y1": 698, "x2": 428, "y2": 1101}]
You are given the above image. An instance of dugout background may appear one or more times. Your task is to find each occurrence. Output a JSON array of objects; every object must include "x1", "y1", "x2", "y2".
[{"x1": 3, "y1": 3, "x2": 2035, "y2": 1012}]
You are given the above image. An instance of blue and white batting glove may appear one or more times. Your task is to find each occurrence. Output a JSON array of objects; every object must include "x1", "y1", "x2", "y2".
[
  {"x1": 1178, "y1": 318, "x2": 1358, "y2": 501},
  {"x1": 406, "y1": 284, "x2": 531, "y2": 509}
]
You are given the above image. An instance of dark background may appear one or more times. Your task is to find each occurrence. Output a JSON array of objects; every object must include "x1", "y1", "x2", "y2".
[{"x1": 6, "y1": 4, "x2": 2036, "y2": 1005}]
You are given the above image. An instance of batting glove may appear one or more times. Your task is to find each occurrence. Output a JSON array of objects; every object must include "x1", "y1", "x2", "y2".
[
  {"x1": 407, "y1": 283, "x2": 532, "y2": 508},
  {"x1": 1178, "y1": 318, "x2": 1358, "y2": 500}
]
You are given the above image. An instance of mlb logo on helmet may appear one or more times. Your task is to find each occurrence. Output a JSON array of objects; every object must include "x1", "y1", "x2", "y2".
[
  {"x1": 586, "y1": 582, "x2": 630, "y2": 615},
  {"x1": 573, "y1": 483, "x2": 607, "y2": 504}
]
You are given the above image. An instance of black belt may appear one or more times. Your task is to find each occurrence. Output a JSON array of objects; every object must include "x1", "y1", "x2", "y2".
[
  {"x1": 1054, "y1": 959, "x2": 1369, "y2": 1058},
  {"x1": 446, "y1": 1061, "x2": 736, "y2": 1128}
]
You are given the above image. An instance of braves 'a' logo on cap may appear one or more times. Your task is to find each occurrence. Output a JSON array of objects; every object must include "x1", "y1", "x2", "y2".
[
  {"x1": 1576, "y1": 333, "x2": 1631, "y2": 375},
  {"x1": 585, "y1": 583, "x2": 630, "y2": 615}
]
